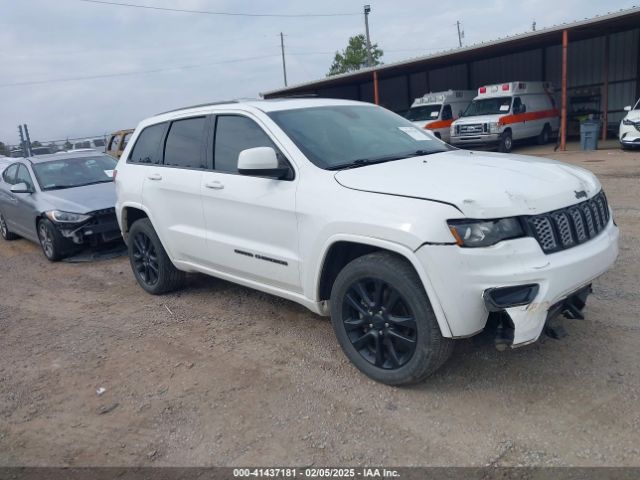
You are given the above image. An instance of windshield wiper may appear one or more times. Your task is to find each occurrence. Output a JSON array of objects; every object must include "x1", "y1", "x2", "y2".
[
  {"x1": 327, "y1": 150, "x2": 441, "y2": 171},
  {"x1": 43, "y1": 179, "x2": 113, "y2": 191}
]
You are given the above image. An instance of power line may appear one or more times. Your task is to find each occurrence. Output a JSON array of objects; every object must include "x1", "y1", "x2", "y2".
[
  {"x1": 78, "y1": 0, "x2": 360, "y2": 18},
  {"x1": 0, "y1": 54, "x2": 281, "y2": 88}
]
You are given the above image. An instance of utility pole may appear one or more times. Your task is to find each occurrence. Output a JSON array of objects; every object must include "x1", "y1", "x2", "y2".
[
  {"x1": 23, "y1": 124, "x2": 32, "y2": 157},
  {"x1": 456, "y1": 20, "x2": 464, "y2": 48},
  {"x1": 532, "y1": 20, "x2": 536, "y2": 31},
  {"x1": 279, "y1": 32, "x2": 288, "y2": 87},
  {"x1": 18, "y1": 125, "x2": 26, "y2": 156},
  {"x1": 363, "y1": 4, "x2": 373, "y2": 67}
]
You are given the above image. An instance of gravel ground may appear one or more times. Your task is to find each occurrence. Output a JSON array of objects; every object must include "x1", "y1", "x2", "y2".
[{"x1": 0, "y1": 146, "x2": 639, "y2": 467}]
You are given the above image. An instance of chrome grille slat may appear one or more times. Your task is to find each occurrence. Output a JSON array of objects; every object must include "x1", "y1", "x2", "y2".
[{"x1": 528, "y1": 191, "x2": 610, "y2": 254}]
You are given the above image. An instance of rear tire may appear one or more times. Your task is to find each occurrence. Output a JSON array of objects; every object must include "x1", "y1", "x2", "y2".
[
  {"x1": 498, "y1": 131, "x2": 513, "y2": 153},
  {"x1": 0, "y1": 211, "x2": 18, "y2": 241},
  {"x1": 537, "y1": 125, "x2": 551, "y2": 145},
  {"x1": 128, "y1": 218, "x2": 185, "y2": 295},
  {"x1": 330, "y1": 252, "x2": 454, "y2": 386}
]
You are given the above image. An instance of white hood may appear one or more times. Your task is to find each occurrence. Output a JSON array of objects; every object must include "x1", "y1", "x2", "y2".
[
  {"x1": 453, "y1": 114, "x2": 504, "y2": 125},
  {"x1": 334, "y1": 150, "x2": 601, "y2": 218}
]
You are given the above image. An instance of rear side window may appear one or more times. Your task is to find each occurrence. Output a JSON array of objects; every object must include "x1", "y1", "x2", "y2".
[
  {"x1": 163, "y1": 117, "x2": 207, "y2": 169},
  {"x1": 2, "y1": 164, "x2": 18, "y2": 184},
  {"x1": 214, "y1": 116, "x2": 277, "y2": 173},
  {"x1": 109, "y1": 134, "x2": 122, "y2": 152},
  {"x1": 129, "y1": 123, "x2": 166, "y2": 164}
]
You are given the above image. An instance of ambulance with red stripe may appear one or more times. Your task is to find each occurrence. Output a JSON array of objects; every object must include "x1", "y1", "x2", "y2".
[
  {"x1": 404, "y1": 90, "x2": 475, "y2": 143},
  {"x1": 450, "y1": 82, "x2": 559, "y2": 152}
]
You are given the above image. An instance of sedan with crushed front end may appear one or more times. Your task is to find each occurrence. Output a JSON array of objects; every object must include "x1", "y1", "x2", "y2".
[{"x1": 0, "y1": 151, "x2": 121, "y2": 260}]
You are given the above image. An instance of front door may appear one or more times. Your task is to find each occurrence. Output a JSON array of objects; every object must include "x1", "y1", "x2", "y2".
[{"x1": 200, "y1": 114, "x2": 301, "y2": 292}]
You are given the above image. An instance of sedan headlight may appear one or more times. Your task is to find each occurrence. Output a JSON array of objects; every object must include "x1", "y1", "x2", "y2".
[
  {"x1": 489, "y1": 122, "x2": 502, "y2": 133},
  {"x1": 447, "y1": 218, "x2": 524, "y2": 247},
  {"x1": 622, "y1": 118, "x2": 635, "y2": 126},
  {"x1": 45, "y1": 210, "x2": 92, "y2": 223}
]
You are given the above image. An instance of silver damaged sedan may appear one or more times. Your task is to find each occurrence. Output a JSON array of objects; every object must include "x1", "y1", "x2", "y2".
[{"x1": 0, "y1": 151, "x2": 121, "y2": 260}]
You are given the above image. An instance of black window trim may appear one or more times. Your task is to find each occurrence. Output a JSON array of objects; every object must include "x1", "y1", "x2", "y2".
[
  {"x1": 160, "y1": 115, "x2": 210, "y2": 171},
  {"x1": 210, "y1": 113, "x2": 295, "y2": 181},
  {"x1": 126, "y1": 122, "x2": 169, "y2": 166}
]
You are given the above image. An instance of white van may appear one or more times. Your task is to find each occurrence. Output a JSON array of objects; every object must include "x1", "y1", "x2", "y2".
[
  {"x1": 450, "y1": 82, "x2": 559, "y2": 152},
  {"x1": 404, "y1": 90, "x2": 475, "y2": 142}
]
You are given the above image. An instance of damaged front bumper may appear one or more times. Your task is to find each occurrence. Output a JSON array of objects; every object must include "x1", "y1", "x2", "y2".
[
  {"x1": 415, "y1": 219, "x2": 619, "y2": 347},
  {"x1": 55, "y1": 208, "x2": 122, "y2": 245}
]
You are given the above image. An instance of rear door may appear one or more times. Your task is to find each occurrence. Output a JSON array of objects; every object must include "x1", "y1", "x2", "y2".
[
  {"x1": 0, "y1": 164, "x2": 19, "y2": 231},
  {"x1": 140, "y1": 116, "x2": 209, "y2": 264},
  {"x1": 200, "y1": 114, "x2": 301, "y2": 292},
  {"x1": 12, "y1": 164, "x2": 39, "y2": 239}
]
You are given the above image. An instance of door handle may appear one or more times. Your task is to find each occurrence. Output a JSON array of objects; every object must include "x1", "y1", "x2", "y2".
[
  {"x1": 147, "y1": 174, "x2": 162, "y2": 181},
  {"x1": 204, "y1": 181, "x2": 224, "y2": 190}
]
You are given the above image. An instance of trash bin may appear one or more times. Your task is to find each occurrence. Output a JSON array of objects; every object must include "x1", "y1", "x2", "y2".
[{"x1": 580, "y1": 120, "x2": 600, "y2": 150}]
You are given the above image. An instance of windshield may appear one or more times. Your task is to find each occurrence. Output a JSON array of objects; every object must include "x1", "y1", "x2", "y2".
[
  {"x1": 33, "y1": 155, "x2": 117, "y2": 191},
  {"x1": 268, "y1": 105, "x2": 449, "y2": 170},
  {"x1": 404, "y1": 105, "x2": 442, "y2": 121},
  {"x1": 463, "y1": 97, "x2": 512, "y2": 117}
]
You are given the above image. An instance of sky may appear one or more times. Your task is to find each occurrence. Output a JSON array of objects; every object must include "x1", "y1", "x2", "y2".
[{"x1": 0, "y1": 0, "x2": 636, "y2": 146}]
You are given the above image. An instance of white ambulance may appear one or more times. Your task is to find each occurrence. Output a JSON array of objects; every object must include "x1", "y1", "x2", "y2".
[
  {"x1": 450, "y1": 81, "x2": 559, "y2": 152},
  {"x1": 404, "y1": 90, "x2": 475, "y2": 143}
]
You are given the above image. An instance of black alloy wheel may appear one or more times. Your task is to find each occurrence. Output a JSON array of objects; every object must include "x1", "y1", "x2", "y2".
[
  {"x1": 342, "y1": 278, "x2": 417, "y2": 369},
  {"x1": 132, "y1": 231, "x2": 159, "y2": 287}
]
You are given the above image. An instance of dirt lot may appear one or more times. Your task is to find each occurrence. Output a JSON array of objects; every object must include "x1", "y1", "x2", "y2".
[{"x1": 1, "y1": 145, "x2": 639, "y2": 467}]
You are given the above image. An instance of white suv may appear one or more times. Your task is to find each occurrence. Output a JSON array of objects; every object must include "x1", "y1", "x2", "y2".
[{"x1": 115, "y1": 98, "x2": 619, "y2": 385}]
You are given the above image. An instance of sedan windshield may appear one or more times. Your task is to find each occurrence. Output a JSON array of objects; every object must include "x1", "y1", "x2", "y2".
[
  {"x1": 268, "y1": 105, "x2": 450, "y2": 170},
  {"x1": 33, "y1": 155, "x2": 117, "y2": 191},
  {"x1": 404, "y1": 105, "x2": 442, "y2": 121},
  {"x1": 463, "y1": 97, "x2": 512, "y2": 117}
]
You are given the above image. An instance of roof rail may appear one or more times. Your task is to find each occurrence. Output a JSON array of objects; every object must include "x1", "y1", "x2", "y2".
[{"x1": 157, "y1": 100, "x2": 239, "y2": 115}]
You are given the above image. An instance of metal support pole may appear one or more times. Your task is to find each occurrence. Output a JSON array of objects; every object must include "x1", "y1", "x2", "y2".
[
  {"x1": 280, "y1": 32, "x2": 288, "y2": 87},
  {"x1": 373, "y1": 70, "x2": 379, "y2": 105},
  {"x1": 18, "y1": 125, "x2": 26, "y2": 156},
  {"x1": 602, "y1": 34, "x2": 609, "y2": 141},
  {"x1": 456, "y1": 21, "x2": 463, "y2": 48},
  {"x1": 560, "y1": 29, "x2": 568, "y2": 152},
  {"x1": 23, "y1": 124, "x2": 32, "y2": 157},
  {"x1": 364, "y1": 5, "x2": 373, "y2": 67}
]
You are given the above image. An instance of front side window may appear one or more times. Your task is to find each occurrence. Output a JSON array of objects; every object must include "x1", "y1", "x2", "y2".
[
  {"x1": 33, "y1": 155, "x2": 117, "y2": 191},
  {"x1": 268, "y1": 105, "x2": 449, "y2": 170},
  {"x1": 109, "y1": 134, "x2": 122, "y2": 151},
  {"x1": 163, "y1": 117, "x2": 207, "y2": 169},
  {"x1": 16, "y1": 164, "x2": 34, "y2": 190},
  {"x1": 214, "y1": 116, "x2": 278, "y2": 174},
  {"x1": 513, "y1": 97, "x2": 523, "y2": 113},
  {"x1": 441, "y1": 104, "x2": 453, "y2": 120},
  {"x1": 463, "y1": 97, "x2": 513, "y2": 117},
  {"x1": 128, "y1": 123, "x2": 166, "y2": 164},
  {"x1": 2, "y1": 164, "x2": 18, "y2": 184}
]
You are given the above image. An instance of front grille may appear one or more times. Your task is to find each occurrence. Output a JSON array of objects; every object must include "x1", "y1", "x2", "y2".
[
  {"x1": 458, "y1": 123, "x2": 485, "y2": 136},
  {"x1": 527, "y1": 191, "x2": 610, "y2": 254}
]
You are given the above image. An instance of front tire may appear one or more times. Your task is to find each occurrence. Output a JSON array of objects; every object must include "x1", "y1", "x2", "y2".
[
  {"x1": 498, "y1": 130, "x2": 513, "y2": 153},
  {"x1": 0, "y1": 211, "x2": 18, "y2": 241},
  {"x1": 128, "y1": 218, "x2": 185, "y2": 295},
  {"x1": 37, "y1": 218, "x2": 73, "y2": 261},
  {"x1": 330, "y1": 252, "x2": 453, "y2": 386}
]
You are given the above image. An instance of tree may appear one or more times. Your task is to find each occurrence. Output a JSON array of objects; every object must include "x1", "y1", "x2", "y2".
[
  {"x1": 31, "y1": 140, "x2": 42, "y2": 147},
  {"x1": 327, "y1": 34, "x2": 383, "y2": 76},
  {"x1": 63, "y1": 139, "x2": 72, "y2": 151}
]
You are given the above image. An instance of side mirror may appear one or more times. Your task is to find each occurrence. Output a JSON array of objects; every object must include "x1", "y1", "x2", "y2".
[
  {"x1": 10, "y1": 182, "x2": 32, "y2": 194},
  {"x1": 238, "y1": 147, "x2": 290, "y2": 179},
  {"x1": 624, "y1": 105, "x2": 632, "y2": 112}
]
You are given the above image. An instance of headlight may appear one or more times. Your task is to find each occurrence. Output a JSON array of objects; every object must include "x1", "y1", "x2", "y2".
[
  {"x1": 622, "y1": 118, "x2": 635, "y2": 126},
  {"x1": 45, "y1": 210, "x2": 92, "y2": 223},
  {"x1": 489, "y1": 122, "x2": 502, "y2": 133},
  {"x1": 447, "y1": 218, "x2": 524, "y2": 247},
  {"x1": 450, "y1": 125, "x2": 456, "y2": 137}
]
